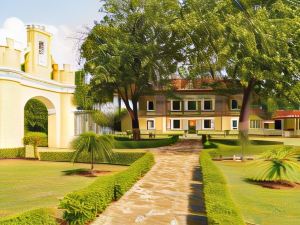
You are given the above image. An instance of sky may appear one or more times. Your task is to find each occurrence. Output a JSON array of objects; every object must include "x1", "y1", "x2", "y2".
[{"x1": 0, "y1": 0, "x2": 102, "y2": 70}]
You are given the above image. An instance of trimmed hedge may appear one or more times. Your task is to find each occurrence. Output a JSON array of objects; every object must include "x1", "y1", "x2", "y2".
[
  {"x1": 0, "y1": 208, "x2": 57, "y2": 225},
  {"x1": 114, "y1": 135, "x2": 178, "y2": 149},
  {"x1": 199, "y1": 151, "x2": 245, "y2": 225},
  {"x1": 39, "y1": 151, "x2": 145, "y2": 165},
  {"x1": 60, "y1": 152, "x2": 155, "y2": 225},
  {"x1": 0, "y1": 147, "x2": 25, "y2": 159}
]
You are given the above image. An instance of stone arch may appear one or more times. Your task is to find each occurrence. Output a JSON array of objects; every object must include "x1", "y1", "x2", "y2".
[{"x1": 24, "y1": 96, "x2": 58, "y2": 148}]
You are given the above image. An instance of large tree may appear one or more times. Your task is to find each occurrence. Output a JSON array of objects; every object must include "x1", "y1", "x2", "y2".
[
  {"x1": 81, "y1": 0, "x2": 184, "y2": 140},
  {"x1": 181, "y1": 0, "x2": 300, "y2": 150}
]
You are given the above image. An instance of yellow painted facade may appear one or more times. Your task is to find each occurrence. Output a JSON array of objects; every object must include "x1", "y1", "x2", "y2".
[{"x1": 0, "y1": 25, "x2": 76, "y2": 149}]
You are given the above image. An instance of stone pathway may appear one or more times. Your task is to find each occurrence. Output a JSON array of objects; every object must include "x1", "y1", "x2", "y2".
[{"x1": 92, "y1": 140, "x2": 207, "y2": 225}]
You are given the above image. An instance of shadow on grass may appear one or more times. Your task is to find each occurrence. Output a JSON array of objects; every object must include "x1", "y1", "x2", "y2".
[
  {"x1": 186, "y1": 166, "x2": 208, "y2": 225},
  {"x1": 62, "y1": 168, "x2": 91, "y2": 175}
]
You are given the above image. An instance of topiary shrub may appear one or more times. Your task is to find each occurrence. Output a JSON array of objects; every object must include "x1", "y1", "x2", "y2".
[
  {"x1": 23, "y1": 132, "x2": 47, "y2": 158},
  {"x1": 0, "y1": 208, "x2": 57, "y2": 225}
]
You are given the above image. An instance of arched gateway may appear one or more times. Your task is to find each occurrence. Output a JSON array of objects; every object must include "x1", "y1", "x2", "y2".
[{"x1": 0, "y1": 25, "x2": 76, "y2": 149}]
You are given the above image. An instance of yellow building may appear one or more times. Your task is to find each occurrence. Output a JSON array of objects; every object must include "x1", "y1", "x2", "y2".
[
  {"x1": 0, "y1": 25, "x2": 76, "y2": 149},
  {"x1": 121, "y1": 79, "x2": 283, "y2": 136}
]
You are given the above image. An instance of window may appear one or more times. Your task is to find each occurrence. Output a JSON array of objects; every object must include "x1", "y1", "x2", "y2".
[
  {"x1": 203, "y1": 119, "x2": 214, "y2": 129},
  {"x1": 38, "y1": 41, "x2": 44, "y2": 55},
  {"x1": 147, "y1": 101, "x2": 155, "y2": 111},
  {"x1": 172, "y1": 100, "x2": 181, "y2": 111},
  {"x1": 172, "y1": 119, "x2": 181, "y2": 129},
  {"x1": 250, "y1": 120, "x2": 261, "y2": 129},
  {"x1": 231, "y1": 99, "x2": 238, "y2": 110},
  {"x1": 231, "y1": 119, "x2": 238, "y2": 130},
  {"x1": 203, "y1": 100, "x2": 213, "y2": 111},
  {"x1": 187, "y1": 101, "x2": 197, "y2": 111},
  {"x1": 147, "y1": 119, "x2": 155, "y2": 130}
]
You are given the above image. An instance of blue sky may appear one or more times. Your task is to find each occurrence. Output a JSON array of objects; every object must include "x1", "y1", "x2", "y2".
[
  {"x1": 0, "y1": 0, "x2": 101, "y2": 27},
  {"x1": 0, "y1": 0, "x2": 103, "y2": 69}
]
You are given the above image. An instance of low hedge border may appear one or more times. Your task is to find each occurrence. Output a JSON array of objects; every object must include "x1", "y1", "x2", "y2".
[
  {"x1": 0, "y1": 147, "x2": 25, "y2": 159},
  {"x1": 114, "y1": 135, "x2": 178, "y2": 149},
  {"x1": 39, "y1": 151, "x2": 146, "y2": 165},
  {"x1": 60, "y1": 152, "x2": 155, "y2": 225},
  {"x1": 0, "y1": 208, "x2": 57, "y2": 225},
  {"x1": 199, "y1": 151, "x2": 245, "y2": 225}
]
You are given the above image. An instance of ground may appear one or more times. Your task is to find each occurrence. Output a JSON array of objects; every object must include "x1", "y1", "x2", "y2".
[
  {"x1": 0, "y1": 159, "x2": 127, "y2": 217},
  {"x1": 216, "y1": 161, "x2": 300, "y2": 225},
  {"x1": 92, "y1": 140, "x2": 207, "y2": 225}
]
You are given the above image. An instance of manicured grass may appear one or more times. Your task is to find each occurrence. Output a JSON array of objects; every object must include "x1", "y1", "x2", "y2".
[
  {"x1": 0, "y1": 159, "x2": 128, "y2": 217},
  {"x1": 215, "y1": 161, "x2": 300, "y2": 225}
]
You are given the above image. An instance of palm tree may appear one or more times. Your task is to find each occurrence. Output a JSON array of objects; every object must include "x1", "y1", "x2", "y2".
[
  {"x1": 249, "y1": 146, "x2": 300, "y2": 184},
  {"x1": 71, "y1": 132, "x2": 114, "y2": 172}
]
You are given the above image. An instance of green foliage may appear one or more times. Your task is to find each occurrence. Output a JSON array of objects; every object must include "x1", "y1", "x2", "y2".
[
  {"x1": 75, "y1": 70, "x2": 85, "y2": 86},
  {"x1": 59, "y1": 152, "x2": 154, "y2": 225},
  {"x1": 249, "y1": 146, "x2": 300, "y2": 183},
  {"x1": 81, "y1": 0, "x2": 184, "y2": 136},
  {"x1": 0, "y1": 147, "x2": 25, "y2": 159},
  {"x1": 199, "y1": 151, "x2": 245, "y2": 225},
  {"x1": 73, "y1": 84, "x2": 94, "y2": 110},
  {"x1": 0, "y1": 208, "x2": 57, "y2": 225},
  {"x1": 114, "y1": 135, "x2": 179, "y2": 149},
  {"x1": 23, "y1": 132, "x2": 48, "y2": 158},
  {"x1": 203, "y1": 141, "x2": 217, "y2": 149},
  {"x1": 24, "y1": 99, "x2": 48, "y2": 133},
  {"x1": 72, "y1": 132, "x2": 115, "y2": 170},
  {"x1": 39, "y1": 151, "x2": 145, "y2": 166}
]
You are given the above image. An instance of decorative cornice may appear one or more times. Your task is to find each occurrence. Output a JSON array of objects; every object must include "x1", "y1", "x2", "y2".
[{"x1": 0, "y1": 67, "x2": 75, "y2": 94}]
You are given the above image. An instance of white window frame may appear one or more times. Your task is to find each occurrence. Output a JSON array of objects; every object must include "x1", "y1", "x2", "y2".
[
  {"x1": 231, "y1": 99, "x2": 239, "y2": 110},
  {"x1": 202, "y1": 118, "x2": 215, "y2": 130},
  {"x1": 171, "y1": 100, "x2": 181, "y2": 111},
  {"x1": 147, "y1": 119, "x2": 155, "y2": 130},
  {"x1": 171, "y1": 119, "x2": 181, "y2": 130},
  {"x1": 202, "y1": 99, "x2": 214, "y2": 111},
  {"x1": 147, "y1": 101, "x2": 155, "y2": 111},
  {"x1": 185, "y1": 100, "x2": 198, "y2": 111},
  {"x1": 250, "y1": 120, "x2": 261, "y2": 129},
  {"x1": 231, "y1": 118, "x2": 239, "y2": 130}
]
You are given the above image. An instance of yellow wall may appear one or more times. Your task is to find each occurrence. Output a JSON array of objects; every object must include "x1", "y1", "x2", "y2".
[{"x1": 0, "y1": 38, "x2": 21, "y2": 70}]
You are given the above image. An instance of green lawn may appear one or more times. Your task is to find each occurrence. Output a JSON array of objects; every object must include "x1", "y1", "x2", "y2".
[
  {"x1": 216, "y1": 161, "x2": 300, "y2": 225},
  {"x1": 0, "y1": 159, "x2": 128, "y2": 217}
]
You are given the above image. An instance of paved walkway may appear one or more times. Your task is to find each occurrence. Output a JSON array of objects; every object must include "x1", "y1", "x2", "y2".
[{"x1": 92, "y1": 140, "x2": 207, "y2": 225}]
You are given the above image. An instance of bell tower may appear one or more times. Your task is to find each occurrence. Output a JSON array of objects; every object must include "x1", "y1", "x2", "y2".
[{"x1": 25, "y1": 25, "x2": 52, "y2": 79}]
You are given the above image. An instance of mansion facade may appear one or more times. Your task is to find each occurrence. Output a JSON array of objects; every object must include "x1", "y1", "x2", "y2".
[{"x1": 121, "y1": 79, "x2": 300, "y2": 137}]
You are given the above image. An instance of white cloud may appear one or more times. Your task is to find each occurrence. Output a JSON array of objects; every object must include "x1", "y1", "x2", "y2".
[{"x1": 0, "y1": 17, "x2": 82, "y2": 70}]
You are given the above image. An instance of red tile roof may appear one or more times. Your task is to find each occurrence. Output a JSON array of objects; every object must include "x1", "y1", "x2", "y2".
[{"x1": 273, "y1": 110, "x2": 300, "y2": 119}]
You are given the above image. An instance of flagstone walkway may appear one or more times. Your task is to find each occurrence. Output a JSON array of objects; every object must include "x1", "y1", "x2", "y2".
[{"x1": 92, "y1": 140, "x2": 207, "y2": 225}]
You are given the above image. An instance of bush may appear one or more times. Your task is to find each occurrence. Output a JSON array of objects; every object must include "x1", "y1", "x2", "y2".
[
  {"x1": 0, "y1": 147, "x2": 25, "y2": 159},
  {"x1": 114, "y1": 135, "x2": 178, "y2": 149},
  {"x1": 60, "y1": 152, "x2": 155, "y2": 225},
  {"x1": 0, "y1": 208, "x2": 57, "y2": 225},
  {"x1": 203, "y1": 141, "x2": 217, "y2": 149},
  {"x1": 199, "y1": 151, "x2": 245, "y2": 225},
  {"x1": 39, "y1": 151, "x2": 145, "y2": 165}
]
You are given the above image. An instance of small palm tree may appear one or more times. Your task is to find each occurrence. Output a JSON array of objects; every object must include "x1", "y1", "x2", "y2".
[
  {"x1": 71, "y1": 132, "x2": 114, "y2": 172},
  {"x1": 249, "y1": 146, "x2": 300, "y2": 183}
]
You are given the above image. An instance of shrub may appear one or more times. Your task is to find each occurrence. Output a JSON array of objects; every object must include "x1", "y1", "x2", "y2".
[
  {"x1": 199, "y1": 151, "x2": 245, "y2": 225},
  {"x1": 60, "y1": 152, "x2": 154, "y2": 225},
  {"x1": 39, "y1": 151, "x2": 145, "y2": 165},
  {"x1": 248, "y1": 146, "x2": 300, "y2": 183},
  {"x1": 0, "y1": 208, "x2": 57, "y2": 225},
  {"x1": 0, "y1": 147, "x2": 25, "y2": 159},
  {"x1": 114, "y1": 135, "x2": 178, "y2": 149},
  {"x1": 23, "y1": 132, "x2": 48, "y2": 158}
]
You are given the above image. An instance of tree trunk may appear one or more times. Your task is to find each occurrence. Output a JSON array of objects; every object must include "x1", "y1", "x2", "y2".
[
  {"x1": 131, "y1": 101, "x2": 141, "y2": 140},
  {"x1": 239, "y1": 79, "x2": 255, "y2": 160},
  {"x1": 33, "y1": 145, "x2": 38, "y2": 159},
  {"x1": 91, "y1": 149, "x2": 94, "y2": 172}
]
